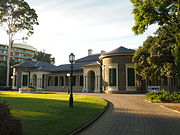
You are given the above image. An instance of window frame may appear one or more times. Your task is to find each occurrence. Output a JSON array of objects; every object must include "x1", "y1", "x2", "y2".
[
  {"x1": 22, "y1": 75, "x2": 28, "y2": 86},
  {"x1": 127, "y1": 68, "x2": 135, "y2": 86},
  {"x1": 109, "y1": 68, "x2": 117, "y2": 86}
]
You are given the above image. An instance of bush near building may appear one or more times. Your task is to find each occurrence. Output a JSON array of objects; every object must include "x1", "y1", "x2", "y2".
[
  {"x1": 0, "y1": 86, "x2": 12, "y2": 91},
  {"x1": 146, "y1": 90, "x2": 180, "y2": 103},
  {"x1": 0, "y1": 102, "x2": 22, "y2": 135}
]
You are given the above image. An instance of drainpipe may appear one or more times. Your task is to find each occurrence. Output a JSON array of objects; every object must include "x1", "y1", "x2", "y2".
[{"x1": 100, "y1": 62, "x2": 103, "y2": 93}]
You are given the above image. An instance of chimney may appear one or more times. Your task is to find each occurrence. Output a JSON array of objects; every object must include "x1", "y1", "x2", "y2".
[
  {"x1": 32, "y1": 59, "x2": 37, "y2": 62},
  {"x1": 88, "y1": 49, "x2": 93, "y2": 56},
  {"x1": 101, "y1": 50, "x2": 106, "y2": 55},
  {"x1": 50, "y1": 61, "x2": 55, "y2": 65}
]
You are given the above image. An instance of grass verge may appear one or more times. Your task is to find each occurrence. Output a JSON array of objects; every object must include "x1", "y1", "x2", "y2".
[{"x1": 0, "y1": 91, "x2": 107, "y2": 135}]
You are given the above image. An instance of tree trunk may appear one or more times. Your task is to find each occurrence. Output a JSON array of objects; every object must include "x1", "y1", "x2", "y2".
[{"x1": 6, "y1": 38, "x2": 13, "y2": 87}]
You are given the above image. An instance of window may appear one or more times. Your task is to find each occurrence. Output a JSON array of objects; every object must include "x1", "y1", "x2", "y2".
[
  {"x1": 127, "y1": 68, "x2": 135, "y2": 86},
  {"x1": 80, "y1": 75, "x2": 83, "y2": 86},
  {"x1": 60, "y1": 76, "x2": 64, "y2": 86},
  {"x1": 109, "y1": 68, "x2": 116, "y2": 86},
  {"x1": 22, "y1": 75, "x2": 28, "y2": 86},
  {"x1": 48, "y1": 76, "x2": 53, "y2": 86},
  {"x1": 72, "y1": 76, "x2": 76, "y2": 86},
  {"x1": 65, "y1": 76, "x2": 69, "y2": 86},
  {"x1": 14, "y1": 75, "x2": 17, "y2": 86},
  {"x1": 55, "y1": 76, "x2": 58, "y2": 86},
  {"x1": 42, "y1": 74, "x2": 45, "y2": 88}
]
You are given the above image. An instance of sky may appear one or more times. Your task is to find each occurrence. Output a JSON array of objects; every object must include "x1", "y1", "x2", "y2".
[{"x1": 0, "y1": 0, "x2": 157, "y2": 65}]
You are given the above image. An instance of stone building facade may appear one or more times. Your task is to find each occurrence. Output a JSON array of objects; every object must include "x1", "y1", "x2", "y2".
[{"x1": 13, "y1": 46, "x2": 178, "y2": 93}]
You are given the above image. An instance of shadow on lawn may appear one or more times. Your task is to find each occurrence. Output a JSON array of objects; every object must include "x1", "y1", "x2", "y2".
[{"x1": 0, "y1": 94, "x2": 106, "y2": 135}]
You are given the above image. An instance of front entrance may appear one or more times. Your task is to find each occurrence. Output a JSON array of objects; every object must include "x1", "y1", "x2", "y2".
[{"x1": 88, "y1": 71, "x2": 95, "y2": 92}]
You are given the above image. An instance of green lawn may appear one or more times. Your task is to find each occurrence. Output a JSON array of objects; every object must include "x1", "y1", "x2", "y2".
[{"x1": 0, "y1": 91, "x2": 107, "y2": 135}]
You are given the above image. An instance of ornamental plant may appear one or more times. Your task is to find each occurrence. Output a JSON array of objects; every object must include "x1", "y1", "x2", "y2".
[{"x1": 146, "y1": 90, "x2": 180, "y2": 103}]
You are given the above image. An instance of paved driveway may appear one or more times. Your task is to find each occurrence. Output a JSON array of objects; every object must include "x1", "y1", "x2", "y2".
[{"x1": 78, "y1": 94, "x2": 180, "y2": 135}]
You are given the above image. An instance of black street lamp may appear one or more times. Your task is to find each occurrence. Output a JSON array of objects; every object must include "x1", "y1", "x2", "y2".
[
  {"x1": 69, "y1": 53, "x2": 75, "y2": 108},
  {"x1": 67, "y1": 73, "x2": 70, "y2": 94}
]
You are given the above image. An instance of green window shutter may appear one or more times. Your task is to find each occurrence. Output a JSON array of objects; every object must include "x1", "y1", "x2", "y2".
[
  {"x1": 22, "y1": 75, "x2": 28, "y2": 86},
  {"x1": 109, "y1": 68, "x2": 116, "y2": 86},
  {"x1": 127, "y1": 68, "x2": 135, "y2": 86}
]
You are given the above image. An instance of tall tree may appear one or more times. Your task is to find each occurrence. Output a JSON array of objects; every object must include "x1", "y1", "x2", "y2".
[
  {"x1": 133, "y1": 26, "x2": 177, "y2": 90},
  {"x1": 133, "y1": 36, "x2": 156, "y2": 80},
  {"x1": 33, "y1": 51, "x2": 55, "y2": 64},
  {"x1": 0, "y1": 0, "x2": 39, "y2": 86},
  {"x1": 131, "y1": 0, "x2": 180, "y2": 77}
]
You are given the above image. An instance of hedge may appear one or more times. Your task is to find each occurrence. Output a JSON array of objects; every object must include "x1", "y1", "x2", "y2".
[
  {"x1": 146, "y1": 90, "x2": 180, "y2": 103},
  {"x1": 0, "y1": 102, "x2": 22, "y2": 135},
  {"x1": 0, "y1": 86, "x2": 12, "y2": 91}
]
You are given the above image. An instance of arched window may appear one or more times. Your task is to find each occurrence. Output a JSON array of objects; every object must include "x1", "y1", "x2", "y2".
[
  {"x1": 32, "y1": 74, "x2": 37, "y2": 87},
  {"x1": 48, "y1": 76, "x2": 53, "y2": 86}
]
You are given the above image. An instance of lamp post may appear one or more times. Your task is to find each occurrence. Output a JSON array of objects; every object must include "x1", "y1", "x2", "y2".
[
  {"x1": 67, "y1": 73, "x2": 70, "y2": 94},
  {"x1": 69, "y1": 53, "x2": 75, "y2": 108}
]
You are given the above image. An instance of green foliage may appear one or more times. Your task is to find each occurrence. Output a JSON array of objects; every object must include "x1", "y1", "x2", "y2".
[
  {"x1": 0, "y1": 67, "x2": 6, "y2": 86},
  {"x1": 0, "y1": 0, "x2": 39, "y2": 86},
  {"x1": 131, "y1": 0, "x2": 178, "y2": 35},
  {"x1": 33, "y1": 50, "x2": 55, "y2": 64},
  {"x1": 146, "y1": 90, "x2": 180, "y2": 103},
  {"x1": 0, "y1": 60, "x2": 16, "y2": 86},
  {"x1": 133, "y1": 27, "x2": 177, "y2": 80},
  {"x1": 0, "y1": 0, "x2": 39, "y2": 38},
  {"x1": 173, "y1": 35, "x2": 180, "y2": 78},
  {"x1": 0, "y1": 102, "x2": 22, "y2": 135},
  {"x1": 133, "y1": 36, "x2": 154, "y2": 79},
  {"x1": 131, "y1": 0, "x2": 180, "y2": 78}
]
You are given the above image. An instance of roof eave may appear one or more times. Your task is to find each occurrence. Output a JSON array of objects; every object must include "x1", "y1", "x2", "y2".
[{"x1": 99, "y1": 53, "x2": 134, "y2": 60}]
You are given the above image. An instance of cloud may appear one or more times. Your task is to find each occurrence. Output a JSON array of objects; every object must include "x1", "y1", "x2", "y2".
[{"x1": 2, "y1": 0, "x2": 157, "y2": 65}]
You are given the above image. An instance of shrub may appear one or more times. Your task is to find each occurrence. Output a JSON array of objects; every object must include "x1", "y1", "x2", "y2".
[
  {"x1": 146, "y1": 90, "x2": 180, "y2": 103},
  {"x1": 171, "y1": 92, "x2": 180, "y2": 103},
  {"x1": 0, "y1": 86, "x2": 12, "y2": 91},
  {"x1": 0, "y1": 102, "x2": 22, "y2": 135}
]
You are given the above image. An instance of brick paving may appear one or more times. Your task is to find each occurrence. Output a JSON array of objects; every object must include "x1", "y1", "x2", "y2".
[{"x1": 77, "y1": 93, "x2": 180, "y2": 135}]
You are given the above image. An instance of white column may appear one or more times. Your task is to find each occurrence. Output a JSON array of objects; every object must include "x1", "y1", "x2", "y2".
[
  {"x1": 94, "y1": 75, "x2": 100, "y2": 93},
  {"x1": 83, "y1": 76, "x2": 87, "y2": 92}
]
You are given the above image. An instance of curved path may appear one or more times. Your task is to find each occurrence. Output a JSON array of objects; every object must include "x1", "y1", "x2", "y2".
[{"x1": 77, "y1": 93, "x2": 180, "y2": 135}]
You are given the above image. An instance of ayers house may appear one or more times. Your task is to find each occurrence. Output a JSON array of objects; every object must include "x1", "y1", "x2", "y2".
[{"x1": 12, "y1": 46, "x2": 178, "y2": 93}]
